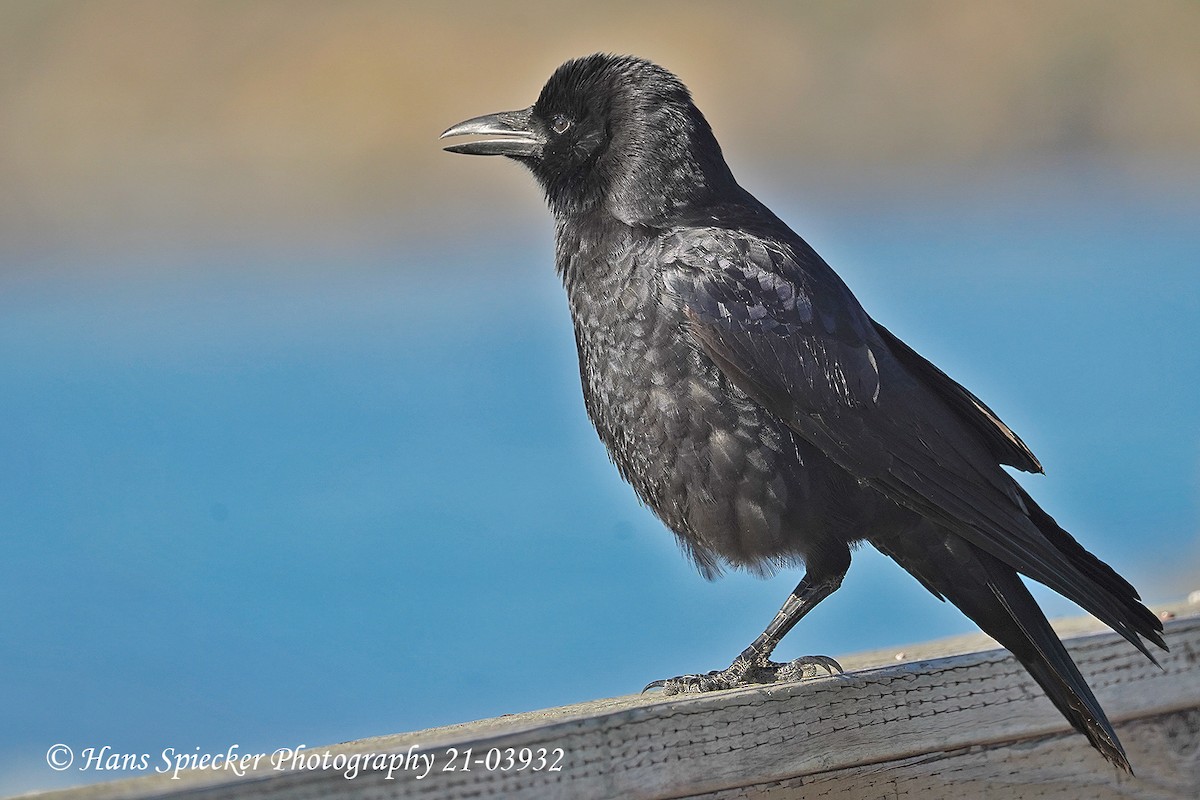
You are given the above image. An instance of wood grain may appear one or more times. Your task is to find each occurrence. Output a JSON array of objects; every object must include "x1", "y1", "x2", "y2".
[{"x1": 32, "y1": 603, "x2": 1200, "y2": 800}]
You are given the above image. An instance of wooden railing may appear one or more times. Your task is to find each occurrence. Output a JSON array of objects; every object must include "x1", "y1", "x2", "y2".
[{"x1": 27, "y1": 600, "x2": 1200, "y2": 800}]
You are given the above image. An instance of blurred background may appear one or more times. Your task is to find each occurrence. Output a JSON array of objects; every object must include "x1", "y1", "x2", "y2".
[{"x1": 2, "y1": 0, "x2": 1197, "y2": 794}]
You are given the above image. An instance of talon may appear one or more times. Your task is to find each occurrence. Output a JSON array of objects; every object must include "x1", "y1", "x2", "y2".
[
  {"x1": 642, "y1": 669, "x2": 730, "y2": 695},
  {"x1": 775, "y1": 654, "x2": 844, "y2": 681},
  {"x1": 814, "y1": 655, "x2": 844, "y2": 674},
  {"x1": 645, "y1": 651, "x2": 843, "y2": 695}
]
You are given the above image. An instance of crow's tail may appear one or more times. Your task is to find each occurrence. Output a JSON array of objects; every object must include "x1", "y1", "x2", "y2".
[
  {"x1": 1013, "y1": 484, "x2": 1166, "y2": 660},
  {"x1": 872, "y1": 525, "x2": 1133, "y2": 772}
]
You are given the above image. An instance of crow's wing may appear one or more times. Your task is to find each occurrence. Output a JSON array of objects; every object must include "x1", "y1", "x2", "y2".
[
  {"x1": 870, "y1": 319, "x2": 1043, "y2": 474},
  {"x1": 662, "y1": 228, "x2": 1153, "y2": 655}
]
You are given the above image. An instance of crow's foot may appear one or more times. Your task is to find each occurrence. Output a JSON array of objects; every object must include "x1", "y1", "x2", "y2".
[{"x1": 643, "y1": 654, "x2": 842, "y2": 695}]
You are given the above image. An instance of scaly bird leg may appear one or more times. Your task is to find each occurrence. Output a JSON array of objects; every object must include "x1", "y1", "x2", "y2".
[{"x1": 646, "y1": 548, "x2": 850, "y2": 694}]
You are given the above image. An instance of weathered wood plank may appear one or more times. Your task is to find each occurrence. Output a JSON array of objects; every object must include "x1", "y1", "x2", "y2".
[
  {"x1": 704, "y1": 709, "x2": 1200, "y2": 800},
  {"x1": 27, "y1": 603, "x2": 1200, "y2": 800}
]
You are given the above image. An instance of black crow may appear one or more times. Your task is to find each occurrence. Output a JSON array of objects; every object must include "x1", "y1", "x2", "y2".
[{"x1": 441, "y1": 53, "x2": 1165, "y2": 771}]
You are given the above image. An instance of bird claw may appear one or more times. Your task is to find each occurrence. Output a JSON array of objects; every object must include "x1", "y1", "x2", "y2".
[
  {"x1": 775, "y1": 654, "x2": 843, "y2": 681},
  {"x1": 644, "y1": 654, "x2": 843, "y2": 695},
  {"x1": 647, "y1": 668, "x2": 743, "y2": 695}
]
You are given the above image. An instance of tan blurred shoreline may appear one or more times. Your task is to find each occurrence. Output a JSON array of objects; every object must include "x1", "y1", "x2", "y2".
[{"x1": 2, "y1": 0, "x2": 1198, "y2": 260}]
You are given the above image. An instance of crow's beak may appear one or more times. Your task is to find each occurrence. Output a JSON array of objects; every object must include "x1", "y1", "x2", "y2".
[{"x1": 440, "y1": 107, "x2": 545, "y2": 157}]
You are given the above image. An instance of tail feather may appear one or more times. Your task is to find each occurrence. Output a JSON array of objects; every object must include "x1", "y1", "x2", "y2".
[
  {"x1": 981, "y1": 555, "x2": 1129, "y2": 769},
  {"x1": 873, "y1": 527, "x2": 1133, "y2": 771},
  {"x1": 1016, "y1": 485, "x2": 1166, "y2": 656}
]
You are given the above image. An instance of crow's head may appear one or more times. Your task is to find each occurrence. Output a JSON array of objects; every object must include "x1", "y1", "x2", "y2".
[{"x1": 441, "y1": 54, "x2": 738, "y2": 225}]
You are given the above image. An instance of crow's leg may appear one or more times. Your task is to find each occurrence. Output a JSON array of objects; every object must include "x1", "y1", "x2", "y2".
[{"x1": 646, "y1": 545, "x2": 850, "y2": 694}]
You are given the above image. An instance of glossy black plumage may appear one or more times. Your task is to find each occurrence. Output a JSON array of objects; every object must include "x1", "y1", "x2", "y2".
[{"x1": 442, "y1": 54, "x2": 1165, "y2": 771}]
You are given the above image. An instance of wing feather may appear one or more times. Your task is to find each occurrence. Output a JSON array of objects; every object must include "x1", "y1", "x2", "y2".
[{"x1": 664, "y1": 227, "x2": 1154, "y2": 657}]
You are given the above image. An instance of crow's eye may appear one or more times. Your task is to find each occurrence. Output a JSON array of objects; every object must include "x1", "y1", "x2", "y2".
[{"x1": 550, "y1": 114, "x2": 572, "y2": 134}]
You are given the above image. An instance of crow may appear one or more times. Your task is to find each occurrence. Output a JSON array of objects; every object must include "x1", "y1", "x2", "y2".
[{"x1": 441, "y1": 53, "x2": 1165, "y2": 771}]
